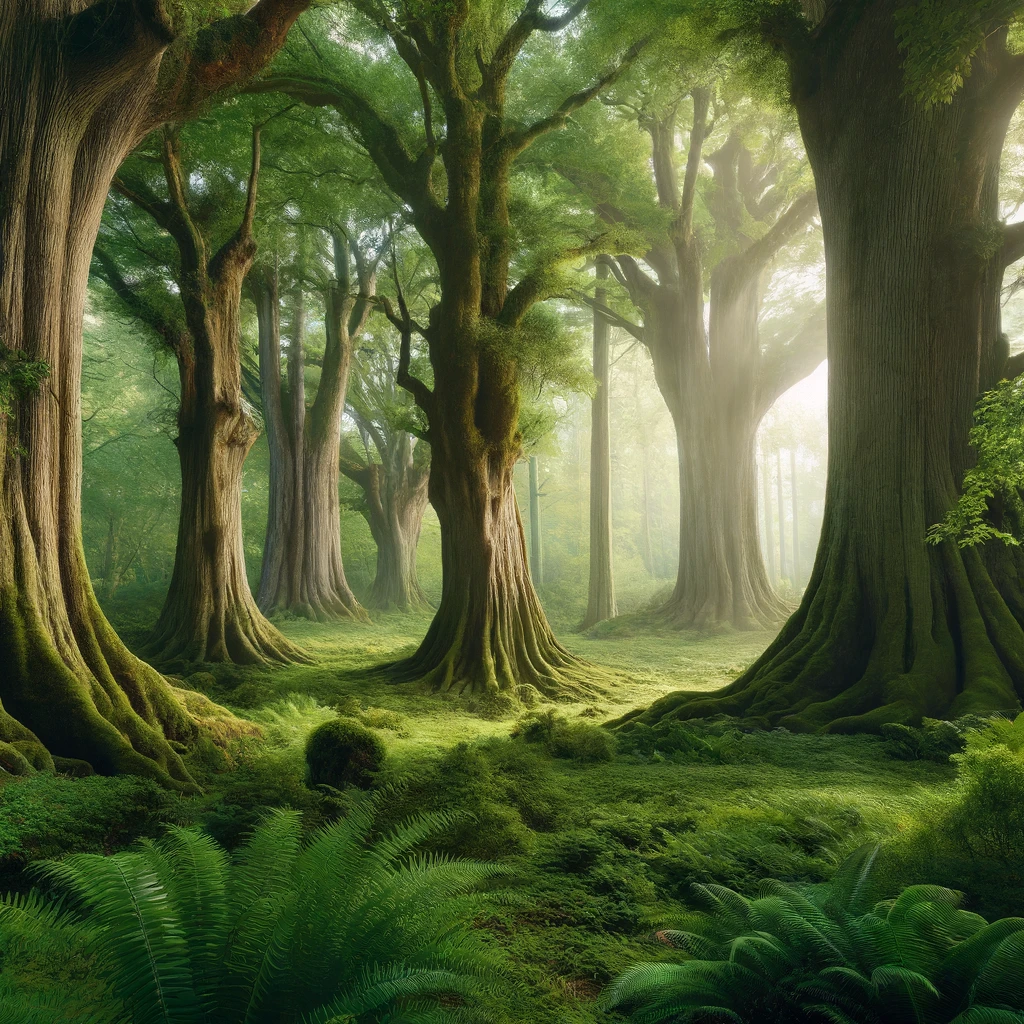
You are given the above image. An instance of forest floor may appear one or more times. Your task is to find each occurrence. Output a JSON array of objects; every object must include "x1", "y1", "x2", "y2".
[{"x1": 0, "y1": 610, "x2": 987, "y2": 1023}]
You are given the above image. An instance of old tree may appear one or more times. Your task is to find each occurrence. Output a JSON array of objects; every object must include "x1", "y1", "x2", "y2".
[
  {"x1": 258, "y1": 0, "x2": 657, "y2": 697},
  {"x1": 632, "y1": 0, "x2": 1024, "y2": 731},
  {"x1": 0, "y1": 0, "x2": 307, "y2": 786}
]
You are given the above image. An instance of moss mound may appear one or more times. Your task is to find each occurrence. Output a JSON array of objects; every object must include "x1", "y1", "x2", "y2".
[{"x1": 305, "y1": 717, "x2": 386, "y2": 791}]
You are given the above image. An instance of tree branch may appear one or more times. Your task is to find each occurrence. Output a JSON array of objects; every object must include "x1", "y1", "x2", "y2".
[
  {"x1": 501, "y1": 35, "x2": 650, "y2": 159},
  {"x1": 151, "y1": 0, "x2": 312, "y2": 125},
  {"x1": 91, "y1": 245, "x2": 184, "y2": 349},
  {"x1": 375, "y1": 283, "x2": 435, "y2": 419},
  {"x1": 575, "y1": 293, "x2": 645, "y2": 342},
  {"x1": 756, "y1": 306, "x2": 827, "y2": 415},
  {"x1": 1002, "y1": 219, "x2": 1024, "y2": 269},
  {"x1": 737, "y1": 189, "x2": 818, "y2": 275}
]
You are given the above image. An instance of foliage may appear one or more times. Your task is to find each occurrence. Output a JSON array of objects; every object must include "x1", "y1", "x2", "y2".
[
  {"x1": 881, "y1": 719, "x2": 967, "y2": 763},
  {"x1": 0, "y1": 774, "x2": 173, "y2": 876},
  {"x1": 929, "y1": 376, "x2": 1024, "y2": 547},
  {"x1": 305, "y1": 717, "x2": 387, "y2": 791},
  {"x1": 0, "y1": 801, "x2": 507, "y2": 1024},
  {"x1": 0, "y1": 342, "x2": 50, "y2": 452},
  {"x1": 896, "y1": 0, "x2": 1024, "y2": 107},
  {"x1": 513, "y1": 712, "x2": 617, "y2": 763},
  {"x1": 605, "y1": 846, "x2": 1024, "y2": 1024},
  {"x1": 946, "y1": 745, "x2": 1024, "y2": 863}
]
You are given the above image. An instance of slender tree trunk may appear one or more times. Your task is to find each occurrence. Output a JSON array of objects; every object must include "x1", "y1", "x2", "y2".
[
  {"x1": 582, "y1": 261, "x2": 617, "y2": 629},
  {"x1": 0, "y1": 7, "x2": 196, "y2": 786},
  {"x1": 351, "y1": 436, "x2": 431, "y2": 611},
  {"x1": 761, "y1": 454, "x2": 776, "y2": 583},
  {"x1": 146, "y1": 135, "x2": 302, "y2": 666},
  {"x1": 630, "y1": 8, "x2": 1024, "y2": 729},
  {"x1": 256, "y1": 235, "x2": 367, "y2": 622},
  {"x1": 149, "y1": 291, "x2": 299, "y2": 665},
  {"x1": 777, "y1": 448, "x2": 787, "y2": 582},
  {"x1": 791, "y1": 447, "x2": 800, "y2": 588}
]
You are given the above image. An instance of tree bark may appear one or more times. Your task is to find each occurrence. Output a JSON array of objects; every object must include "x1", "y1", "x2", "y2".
[
  {"x1": 528, "y1": 454, "x2": 544, "y2": 588},
  {"x1": 761, "y1": 453, "x2": 776, "y2": 583},
  {"x1": 0, "y1": 3, "x2": 227, "y2": 786},
  {"x1": 582, "y1": 260, "x2": 617, "y2": 629},
  {"x1": 777, "y1": 447, "x2": 787, "y2": 582},
  {"x1": 628, "y1": 6, "x2": 1024, "y2": 730},
  {"x1": 343, "y1": 432, "x2": 430, "y2": 612},
  {"x1": 140, "y1": 131, "x2": 301, "y2": 667},
  {"x1": 255, "y1": 232, "x2": 370, "y2": 622}
]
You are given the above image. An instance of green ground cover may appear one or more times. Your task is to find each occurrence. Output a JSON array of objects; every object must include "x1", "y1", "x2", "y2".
[{"x1": 1, "y1": 615, "x2": 1018, "y2": 1023}]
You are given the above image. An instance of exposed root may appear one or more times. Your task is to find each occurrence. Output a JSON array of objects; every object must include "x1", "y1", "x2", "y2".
[{"x1": 615, "y1": 539, "x2": 1024, "y2": 734}]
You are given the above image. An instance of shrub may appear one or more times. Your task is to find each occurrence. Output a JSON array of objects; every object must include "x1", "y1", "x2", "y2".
[
  {"x1": 881, "y1": 719, "x2": 966, "y2": 762},
  {"x1": 616, "y1": 719, "x2": 740, "y2": 762},
  {"x1": 514, "y1": 711, "x2": 616, "y2": 762},
  {"x1": 0, "y1": 774, "x2": 172, "y2": 875},
  {"x1": 946, "y1": 744, "x2": 1024, "y2": 863},
  {"x1": 0, "y1": 799, "x2": 506, "y2": 1024},
  {"x1": 604, "y1": 847, "x2": 1024, "y2": 1024},
  {"x1": 965, "y1": 710, "x2": 1024, "y2": 753},
  {"x1": 304, "y1": 717, "x2": 386, "y2": 791}
]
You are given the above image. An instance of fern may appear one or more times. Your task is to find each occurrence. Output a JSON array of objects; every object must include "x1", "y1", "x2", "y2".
[
  {"x1": 0, "y1": 796, "x2": 507, "y2": 1024},
  {"x1": 605, "y1": 848, "x2": 1024, "y2": 1024}
]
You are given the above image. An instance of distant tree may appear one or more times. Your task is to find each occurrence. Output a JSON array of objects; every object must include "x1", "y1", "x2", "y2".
[
  {"x1": 341, "y1": 327, "x2": 432, "y2": 612},
  {"x1": 0, "y1": 1, "x2": 308, "y2": 787},
  {"x1": 581, "y1": 260, "x2": 618, "y2": 629},
  {"x1": 560, "y1": 84, "x2": 824, "y2": 631},
  {"x1": 252, "y1": 224, "x2": 383, "y2": 623}
]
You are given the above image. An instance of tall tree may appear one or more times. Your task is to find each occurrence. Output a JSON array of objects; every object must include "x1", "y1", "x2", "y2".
[
  {"x1": 255, "y1": 1, "x2": 651, "y2": 697},
  {"x1": 252, "y1": 223, "x2": 381, "y2": 622},
  {"x1": 95, "y1": 116, "x2": 303, "y2": 666},
  {"x1": 0, "y1": 0, "x2": 308, "y2": 785},
  {"x1": 341, "y1": 328, "x2": 431, "y2": 612},
  {"x1": 582, "y1": 260, "x2": 617, "y2": 629},
  {"x1": 564, "y1": 90, "x2": 824, "y2": 629},
  {"x1": 632, "y1": 0, "x2": 1024, "y2": 730}
]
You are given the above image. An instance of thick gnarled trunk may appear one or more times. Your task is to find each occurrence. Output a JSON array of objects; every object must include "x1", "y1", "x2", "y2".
[
  {"x1": 0, "y1": 7, "x2": 193, "y2": 786},
  {"x1": 630, "y1": 6, "x2": 1024, "y2": 731}
]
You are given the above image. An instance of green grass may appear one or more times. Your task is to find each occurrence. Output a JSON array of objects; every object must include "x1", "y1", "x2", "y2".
[{"x1": 0, "y1": 611, "x2": 1004, "y2": 1023}]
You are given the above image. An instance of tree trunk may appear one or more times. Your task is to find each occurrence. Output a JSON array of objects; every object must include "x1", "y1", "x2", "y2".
[
  {"x1": 354, "y1": 434, "x2": 431, "y2": 611},
  {"x1": 790, "y1": 447, "x2": 800, "y2": 588},
  {"x1": 0, "y1": 7, "x2": 195, "y2": 786},
  {"x1": 629, "y1": 8, "x2": 1024, "y2": 730},
  {"x1": 582, "y1": 261, "x2": 617, "y2": 629},
  {"x1": 761, "y1": 454, "x2": 776, "y2": 583},
  {"x1": 649, "y1": 284, "x2": 787, "y2": 630},
  {"x1": 256, "y1": 236, "x2": 367, "y2": 622},
  {"x1": 146, "y1": 135, "x2": 302, "y2": 666},
  {"x1": 777, "y1": 448, "x2": 787, "y2": 582},
  {"x1": 394, "y1": 337, "x2": 588, "y2": 699}
]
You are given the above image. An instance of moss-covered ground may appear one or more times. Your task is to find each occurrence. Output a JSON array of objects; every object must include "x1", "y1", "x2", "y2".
[{"x1": 1, "y1": 612, "x2": 1009, "y2": 1023}]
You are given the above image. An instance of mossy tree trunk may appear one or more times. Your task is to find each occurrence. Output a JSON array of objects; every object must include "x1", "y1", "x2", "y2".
[
  {"x1": 630, "y1": 5, "x2": 1024, "y2": 731},
  {"x1": 255, "y1": 231, "x2": 374, "y2": 622},
  {"x1": 599, "y1": 101, "x2": 823, "y2": 630},
  {"x1": 264, "y1": 7, "x2": 644, "y2": 696},
  {"x1": 0, "y1": 0, "x2": 308, "y2": 783},
  {"x1": 115, "y1": 131, "x2": 301, "y2": 666}
]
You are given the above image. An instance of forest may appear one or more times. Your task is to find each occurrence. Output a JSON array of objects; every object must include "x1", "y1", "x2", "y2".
[{"x1": 3, "y1": 0, "x2": 1024, "y2": 1021}]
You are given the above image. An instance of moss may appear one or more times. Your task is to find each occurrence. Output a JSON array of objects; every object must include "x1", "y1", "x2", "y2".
[
  {"x1": 305, "y1": 717, "x2": 386, "y2": 791},
  {"x1": 515, "y1": 711, "x2": 617, "y2": 762}
]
